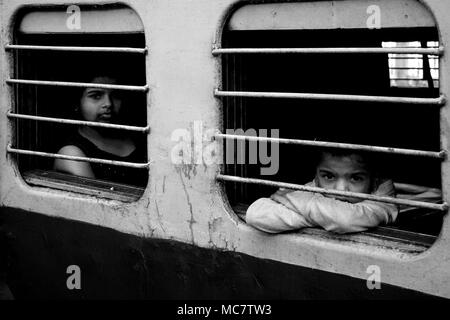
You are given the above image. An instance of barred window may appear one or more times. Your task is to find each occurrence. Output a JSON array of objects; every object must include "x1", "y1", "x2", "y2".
[
  {"x1": 215, "y1": 0, "x2": 446, "y2": 247},
  {"x1": 7, "y1": 4, "x2": 149, "y2": 201}
]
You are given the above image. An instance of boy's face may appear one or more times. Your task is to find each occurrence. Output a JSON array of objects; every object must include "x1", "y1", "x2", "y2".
[{"x1": 315, "y1": 152, "x2": 373, "y2": 203}]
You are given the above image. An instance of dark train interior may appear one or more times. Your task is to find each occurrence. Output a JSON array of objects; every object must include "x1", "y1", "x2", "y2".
[
  {"x1": 12, "y1": 16, "x2": 148, "y2": 188},
  {"x1": 221, "y1": 26, "x2": 443, "y2": 236}
]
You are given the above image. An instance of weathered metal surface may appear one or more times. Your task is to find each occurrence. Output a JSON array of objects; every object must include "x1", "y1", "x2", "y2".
[
  {"x1": 0, "y1": 0, "x2": 449, "y2": 299},
  {"x1": 228, "y1": 0, "x2": 436, "y2": 30},
  {"x1": 19, "y1": 6, "x2": 144, "y2": 34},
  {"x1": 1, "y1": 207, "x2": 443, "y2": 299}
]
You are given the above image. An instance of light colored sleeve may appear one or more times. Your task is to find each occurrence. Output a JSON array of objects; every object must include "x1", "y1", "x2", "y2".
[
  {"x1": 245, "y1": 196, "x2": 315, "y2": 233},
  {"x1": 274, "y1": 179, "x2": 399, "y2": 234}
]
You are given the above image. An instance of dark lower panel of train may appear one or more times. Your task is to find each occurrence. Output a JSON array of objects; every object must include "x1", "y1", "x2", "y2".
[{"x1": 0, "y1": 207, "x2": 443, "y2": 300}]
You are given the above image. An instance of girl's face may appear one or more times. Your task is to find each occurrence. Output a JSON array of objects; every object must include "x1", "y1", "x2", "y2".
[{"x1": 79, "y1": 76, "x2": 122, "y2": 123}]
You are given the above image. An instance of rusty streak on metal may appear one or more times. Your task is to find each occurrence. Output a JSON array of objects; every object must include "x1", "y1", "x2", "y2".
[{"x1": 217, "y1": 174, "x2": 449, "y2": 211}]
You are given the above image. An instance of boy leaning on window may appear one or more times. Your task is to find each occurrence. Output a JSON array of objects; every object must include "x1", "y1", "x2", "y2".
[{"x1": 246, "y1": 150, "x2": 399, "y2": 234}]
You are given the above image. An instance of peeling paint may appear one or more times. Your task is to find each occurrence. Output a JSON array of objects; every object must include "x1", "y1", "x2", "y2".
[{"x1": 178, "y1": 163, "x2": 198, "y2": 179}]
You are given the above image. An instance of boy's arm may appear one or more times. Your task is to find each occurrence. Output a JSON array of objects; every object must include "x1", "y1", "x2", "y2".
[
  {"x1": 246, "y1": 197, "x2": 315, "y2": 233},
  {"x1": 274, "y1": 180, "x2": 398, "y2": 234}
]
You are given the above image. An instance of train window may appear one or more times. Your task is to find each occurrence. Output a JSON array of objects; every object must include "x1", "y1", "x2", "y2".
[
  {"x1": 6, "y1": 5, "x2": 149, "y2": 201},
  {"x1": 383, "y1": 41, "x2": 439, "y2": 88},
  {"x1": 215, "y1": 0, "x2": 447, "y2": 247}
]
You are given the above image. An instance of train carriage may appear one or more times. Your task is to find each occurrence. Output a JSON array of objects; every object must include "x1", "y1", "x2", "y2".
[{"x1": 1, "y1": 0, "x2": 450, "y2": 299}]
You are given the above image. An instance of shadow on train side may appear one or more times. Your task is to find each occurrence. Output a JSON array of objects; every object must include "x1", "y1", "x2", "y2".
[
  {"x1": 0, "y1": 220, "x2": 14, "y2": 300},
  {"x1": 0, "y1": 207, "x2": 444, "y2": 300}
]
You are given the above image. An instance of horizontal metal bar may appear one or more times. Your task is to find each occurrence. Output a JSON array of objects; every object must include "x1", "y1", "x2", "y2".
[
  {"x1": 388, "y1": 53, "x2": 439, "y2": 56},
  {"x1": 212, "y1": 47, "x2": 444, "y2": 56},
  {"x1": 5, "y1": 44, "x2": 147, "y2": 54},
  {"x1": 215, "y1": 89, "x2": 446, "y2": 105},
  {"x1": 6, "y1": 79, "x2": 149, "y2": 92},
  {"x1": 389, "y1": 78, "x2": 434, "y2": 81},
  {"x1": 215, "y1": 134, "x2": 446, "y2": 159},
  {"x1": 7, "y1": 113, "x2": 150, "y2": 133},
  {"x1": 389, "y1": 67, "x2": 439, "y2": 70},
  {"x1": 7, "y1": 145, "x2": 149, "y2": 169},
  {"x1": 389, "y1": 57, "x2": 438, "y2": 60},
  {"x1": 217, "y1": 174, "x2": 448, "y2": 211}
]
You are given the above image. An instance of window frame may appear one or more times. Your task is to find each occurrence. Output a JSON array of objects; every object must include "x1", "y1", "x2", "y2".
[
  {"x1": 214, "y1": 0, "x2": 448, "y2": 252},
  {"x1": 6, "y1": 4, "x2": 150, "y2": 201}
]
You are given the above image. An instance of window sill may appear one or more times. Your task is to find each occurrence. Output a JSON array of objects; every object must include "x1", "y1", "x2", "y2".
[
  {"x1": 23, "y1": 169, "x2": 145, "y2": 202},
  {"x1": 233, "y1": 203, "x2": 436, "y2": 255}
]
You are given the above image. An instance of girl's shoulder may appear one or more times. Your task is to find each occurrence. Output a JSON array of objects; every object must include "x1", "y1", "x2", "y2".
[
  {"x1": 61, "y1": 132, "x2": 100, "y2": 156},
  {"x1": 60, "y1": 131, "x2": 146, "y2": 162}
]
